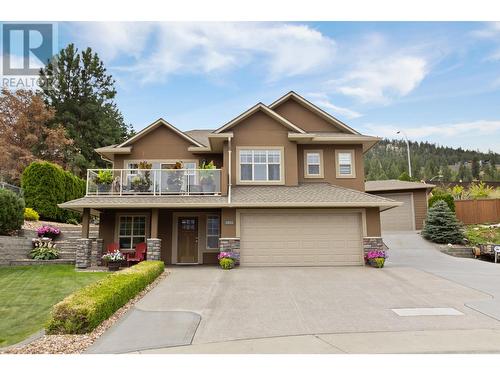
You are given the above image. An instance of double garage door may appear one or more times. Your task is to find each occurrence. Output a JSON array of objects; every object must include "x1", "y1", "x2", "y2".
[
  {"x1": 239, "y1": 211, "x2": 363, "y2": 267},
  {"x1": 378, "y1": 193, "x2": 415, "y2": 231}
]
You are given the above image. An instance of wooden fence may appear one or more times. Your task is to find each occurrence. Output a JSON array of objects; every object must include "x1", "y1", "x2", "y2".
[{"x1": 455, "y1": 199, "x2": 500, "y2": 224}]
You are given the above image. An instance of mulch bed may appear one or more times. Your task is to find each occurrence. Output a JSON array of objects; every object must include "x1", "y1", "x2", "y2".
[{"x1": 2, "y1": 270, "x2": 169, "y2": 354}]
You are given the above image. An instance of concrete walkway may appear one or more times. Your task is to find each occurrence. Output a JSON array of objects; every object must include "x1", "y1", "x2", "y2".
[{"x1": 88, "y1": 231, "x2": 500, "y2": 354}]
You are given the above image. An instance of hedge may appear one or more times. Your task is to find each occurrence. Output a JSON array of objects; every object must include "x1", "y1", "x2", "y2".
[
  {"x1": 0, "y1": 189, "x2": 25, "y2": 235},
  {"x1": 21, "y1": 161, "x2": 85, "y2": 222},
  {"x1": 46, "y1": 261, "x2": 165, "y2": 334}
]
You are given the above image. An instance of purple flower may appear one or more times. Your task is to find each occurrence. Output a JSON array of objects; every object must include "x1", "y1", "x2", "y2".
[
  {"x1": 218, "y1": 251, "x2": 240, "y2": 261},
  {"x1": 365, "y1": 250, "x2": 387, "y2": 260},
  {"x1": 36, "y1": 225, "x2": 61, "y2": 237}
]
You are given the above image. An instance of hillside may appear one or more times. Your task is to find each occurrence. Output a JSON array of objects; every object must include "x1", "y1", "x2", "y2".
[{"x1": 364, "y1": 139, "x2": 499, "y2": 182}]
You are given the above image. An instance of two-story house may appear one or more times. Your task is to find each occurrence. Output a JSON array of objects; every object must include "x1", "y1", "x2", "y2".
[{"x1": 60, "y1": 91, "x2": 400, "y2": 267}]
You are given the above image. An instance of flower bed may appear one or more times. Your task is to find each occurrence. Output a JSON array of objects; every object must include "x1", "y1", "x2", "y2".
[
  {"x1": 218, "y1": 251, "x2": 240, "y2": 269},
  {"x1": 365, "y1": 250, "x2": 387, "y2": 268},
  {"x1": 36, "y1": 225, "x2": 61, "y2": 239},
  {"x1": 46, "y1": 260, "x2": 164, "y2": 334}
]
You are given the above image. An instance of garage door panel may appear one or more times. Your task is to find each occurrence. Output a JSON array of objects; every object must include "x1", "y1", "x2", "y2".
[
  {"x1": 378, "y1": 193, "x2": 414, "y2": 231},
  {"x1": 240, "y1": 211, "x2": 363, "y2": 267}
]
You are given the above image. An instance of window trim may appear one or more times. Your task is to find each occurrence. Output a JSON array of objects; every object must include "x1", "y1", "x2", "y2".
[
  {"x1": 335, "y1": 149, "x2": 356, "y2": 178},
  {"x1": 114, "y1": 213, "x2": 151, "y2": 251},
  {"x1": 304, "y1": 150, "x2": 324, "y2": 179},
  {"x1": 206, "y1": 215, "x2": 220, "y2": 250},
  {"x1": 236, "y1": 146, "x2": 285, "y2": 185}
]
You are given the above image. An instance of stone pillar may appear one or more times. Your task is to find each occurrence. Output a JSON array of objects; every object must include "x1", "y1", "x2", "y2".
[
  {"x1": 363, "y1": 237, "x2": 386, "y2": 256},
  {"x1": 219, "y1": 237, "x2": 240, "y2": 264},
  {"x1": 146, "y1": 238, "x2": 161, "y2": 261},
  {"x1": 76, "y1": 238, "x2": 92, "y2": 268},
  {"x1": 95, "y1": 238, "x2": 104, "y2": 266}
]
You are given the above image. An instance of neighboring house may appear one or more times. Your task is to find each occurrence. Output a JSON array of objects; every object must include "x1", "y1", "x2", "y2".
[
  {"x1": 365, "y1": 180, "x2": 435, "y2": 231},
  {"x1": 60, "y1": 91, "x2": 401, "y2": 267}
]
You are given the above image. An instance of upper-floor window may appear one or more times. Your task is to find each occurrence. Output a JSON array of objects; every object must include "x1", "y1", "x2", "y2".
[
  {"x1": 336, "y1": 150, "x2": 355, "y2": 178},
  {"x1": 238, "y1": 148, "x2": 283, "y2": 184},
  {"x1": 304, "y1": 150, "x2": 324, "y2": 178}
]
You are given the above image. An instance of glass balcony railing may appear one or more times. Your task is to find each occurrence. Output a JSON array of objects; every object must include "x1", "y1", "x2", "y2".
[{"x1": 86, "y1": 169, "x2": 221, "y2": 196}]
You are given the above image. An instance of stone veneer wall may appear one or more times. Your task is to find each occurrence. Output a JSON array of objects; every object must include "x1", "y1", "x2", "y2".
[
  {"x1": 75, "y1": 238, "x2": 92, "y2": 268},
  {"x1": 219, "y1": 238, "x2": 240, "y2": 253},
  {"x1": 146, "y1": 238, "x2": 162, "y2": 261},
  {"x1": 363, "y1": 237, "x2": 386, "y2": 255}
]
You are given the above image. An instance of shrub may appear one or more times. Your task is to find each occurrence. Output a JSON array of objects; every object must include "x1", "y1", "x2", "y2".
[
  {"x1": 422, "y1": 200, "x2": 464, "y2": 244},
  {"x1": 24, "y1": 207, "x2": 40, "y2": 221},
  {"x1": 219, "y1": 258, "x2": 235, "y2": 270},
  {"x1": 429, "y1": 193, "x2": 455, "y2": 212},
  {"x1": 21, "y1": 161, "x2": 85, "y2": 222},
  {"x1": 66, "y1": 218, "x2": 79, "y2": 225},
  {"x1": 37, "y1": 225, "x2": 61, "y2": 239},
  {"x1": 30, "y1": 242, "x2": 59, "y2": 260},
  {"x1": 0, "y1": 189, "x2": 25, "y2": 235},
  {"x1": 46, "y1": 261, "x2": 164, "y2": 334},
  {"x1": 469, "y1": 182, "x2": 494, "y2": 199}
]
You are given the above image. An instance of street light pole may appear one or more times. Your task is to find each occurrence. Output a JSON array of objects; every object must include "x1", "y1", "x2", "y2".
[{"x1": 397, "y1": 130, "x2": 412, "y2": 178}]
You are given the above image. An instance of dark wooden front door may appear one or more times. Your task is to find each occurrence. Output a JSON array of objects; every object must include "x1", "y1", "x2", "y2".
[{"x1": 178, "y1": 217, "x2": 198, "y2": 263}]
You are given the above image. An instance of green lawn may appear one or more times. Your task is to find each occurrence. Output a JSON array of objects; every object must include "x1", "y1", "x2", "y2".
[{"x1": 0, "y1": 265, "x2": 107, "y2": 347}]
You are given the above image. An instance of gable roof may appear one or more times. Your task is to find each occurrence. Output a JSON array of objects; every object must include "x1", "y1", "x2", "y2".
[
  {"x1": 118, "y1": 118, "x2": 204, "y2": 148},
  {"x1": 214, "y1": 103, "x2": 306, "y2": 134},
  {"x1": 269, "y1": 91, "x2": 360, "y2": 135}
]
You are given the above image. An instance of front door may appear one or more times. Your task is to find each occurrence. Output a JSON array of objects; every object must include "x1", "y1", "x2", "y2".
[{"x1": 177, "y1": 217, "x2": 198, "y2": 263}]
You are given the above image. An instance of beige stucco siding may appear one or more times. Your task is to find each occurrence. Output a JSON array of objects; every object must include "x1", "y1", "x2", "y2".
[
  {"x1": 272, "y1": 97, "x2": 341, "y2": 133},
  {"x1": 113, "y1": 125, "x2": 223, "y2": 169},
  {"x1": 229, "y1": 110, "x2": 298, "y2": 186},
  {"x1": 297, "y1": 144, "x2": 365, "y2": 191}
]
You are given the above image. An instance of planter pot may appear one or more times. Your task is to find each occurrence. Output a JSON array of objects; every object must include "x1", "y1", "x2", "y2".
[
  {"x1": 201, "y1": 183, "x2": 215, "y2": 193},
  {"x1": 97, "y1": 183, "x2": 111, "y2": 193},
  {"x1": 107, "y1": 261, "x2": 121, "y2": 271},
  {"x1": 368, "y1": 257, "x2": 385, "y2": 268}
]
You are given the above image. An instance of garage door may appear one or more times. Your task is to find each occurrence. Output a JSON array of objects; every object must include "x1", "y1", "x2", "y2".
[
  {"x1": 239, "y1": 211, "x2": 363, "y2": 266},
  {"x1": 378, "y1": 193, "x2": 415, "y2": 231}
]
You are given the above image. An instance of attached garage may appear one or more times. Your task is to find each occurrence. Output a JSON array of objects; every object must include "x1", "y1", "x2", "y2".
[
  {"x1": 365, "y1": 180, "x2": 435, "y2": 232},
  {"x1": 239, "y1": 210, "x2": 364, "y2": 266}
]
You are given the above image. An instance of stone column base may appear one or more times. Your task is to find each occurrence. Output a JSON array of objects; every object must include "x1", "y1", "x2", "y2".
[
  {"x1": 95, "y1": 239, "x2": 104, "y2": 266},
  {"x1": 219, "y1": 238, "x2": 240, "y2": 264},
  {"x1": 363, "y1": 237, "x2": 386, "y2": 254},
  {"x1": 146, "y1": 238, "x2": 161, "y2": 261},
  {"x1": 76, "y1": 238, "x2": 92, "y2": 269}
]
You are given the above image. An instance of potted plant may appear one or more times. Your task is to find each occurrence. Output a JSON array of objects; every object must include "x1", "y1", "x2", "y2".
[
  {"x1": 96, "y1": 170, "x2": 113, "y2": 193},
  {"x1": 102, "y1": 250, "x2": 125, "y2": 271},
  {"x1": 131, "y1": 161, "x2": 152, "y2": 192},
  {"x1": 36, "y1": 225, "x2": 61, "y2": 240},
  {"x1": 218, "y1": 251, "x2": 240, "y2": 269},
  {"x1": 364, "y1": 250, "x2": 387, "y2": 268},
  {"x1": 166, "y1": 162, "x2": 185, "y2": 192},
  {"x1": 200, "y1": 160, "x2": 216, "y2": 193}
]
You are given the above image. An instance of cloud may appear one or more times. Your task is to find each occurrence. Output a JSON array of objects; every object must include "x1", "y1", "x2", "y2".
[
  {"x1": 363, "y1": 120, "x2": 500, "y2": 139},
  {"x1": 73, "y1": 22, "x2": 336, "y2": 83},
  {"x1": 471, "y1": 22, "x2": 500, "y2": 61},
  {"x1": 330, "y1": 56, "x2": 428, "y2": 104}
]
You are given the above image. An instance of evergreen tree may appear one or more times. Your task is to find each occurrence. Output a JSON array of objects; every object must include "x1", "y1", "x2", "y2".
[
  {"x1": 441, "y1": 165, "x2": 452, "y2": 182},
  {"x1": 398, "y1": 171, "x2": 411, "y2": 181},
  {"x1": 422, "y1": 200, "x2": 464, "y2": 244},
  {"x1": 471, "y1": 156, "x2": 480, "y2": 179},
  {"x1": 39, "y1": 44, "x2": 132, "y2": 175}
]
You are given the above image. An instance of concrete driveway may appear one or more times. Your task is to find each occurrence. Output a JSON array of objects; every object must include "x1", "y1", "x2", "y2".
[{"x1": 89, "y1": 231, "x2": 500, "y2": 353}]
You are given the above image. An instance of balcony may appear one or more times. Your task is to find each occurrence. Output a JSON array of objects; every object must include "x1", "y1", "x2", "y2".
[{"x1": 86, "y1": 169, "x2": 222, "y2": 196}]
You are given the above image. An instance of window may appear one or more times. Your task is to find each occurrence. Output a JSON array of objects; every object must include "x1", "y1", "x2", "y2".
[
  {"x1": 336, "y1": 150, "x2": 355, "y2": 178},
  {"x1": 118, "y1": 216, "x2": 146, "y2": 250},
  {"x1": 304, "y1": 150, "x2": 323, "y2": 178},
  {"x1": 239, "y1": 148, "x2": 282, "y2": 183},
  {"x1": 206, "y1": 215, "x2": 220, "y2": 249}
]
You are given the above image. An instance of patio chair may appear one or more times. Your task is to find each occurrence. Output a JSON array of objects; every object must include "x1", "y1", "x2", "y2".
[
  {"x1": 127, "y1": 242, "x2": 147, "y2": 266},
  {"x1": 106, "y1": 242, "x2": 120, "y2": 253}
]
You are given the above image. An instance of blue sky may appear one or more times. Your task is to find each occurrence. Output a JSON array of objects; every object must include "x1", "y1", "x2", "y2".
[{"x1": 35, "y1": 22, "x2": 500, "y2": 152}]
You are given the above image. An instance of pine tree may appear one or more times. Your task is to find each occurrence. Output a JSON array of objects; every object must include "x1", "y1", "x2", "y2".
[
  {"x1": 421, "y1": 200, "x2": 464, "y2": 244},
  {"x1": 471, "y1": 156, "x2": 480, "y2": 179}
]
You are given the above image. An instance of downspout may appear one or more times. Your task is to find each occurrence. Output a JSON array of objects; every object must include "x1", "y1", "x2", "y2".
[{"x1": 228, "y1": 137, "x2": 232, "y2": 204}]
